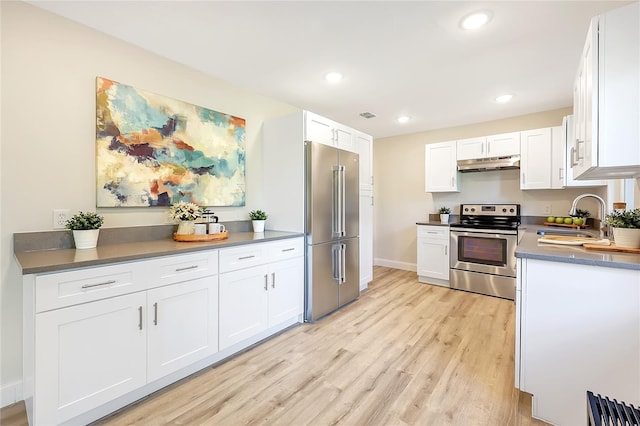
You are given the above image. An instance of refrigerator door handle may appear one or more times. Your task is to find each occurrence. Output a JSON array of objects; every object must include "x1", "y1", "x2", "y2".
[
  {"x1": 339, "y1": 166, "x2": 346, "y2": 237},
  {"x1": 332, "y1": 244, "x2": 341, "y2": 283},
  {"x1": 340, "y1": 243, "x2": 346, "y2": 283},
  {"x1": 332, "y1": 166, "x2": 341, "y2": 238}
]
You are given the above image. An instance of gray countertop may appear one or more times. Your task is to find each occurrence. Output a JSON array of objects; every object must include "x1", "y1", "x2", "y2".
[
  {"x1": 416, "y1": 221, "x2": 450, "y2": 226},
  {"x1": 15, "y1": 231, "x2": 303, "y2": 275},
  {"x1": 516, "y1": 225, "x2": 640, "y2": 271}
]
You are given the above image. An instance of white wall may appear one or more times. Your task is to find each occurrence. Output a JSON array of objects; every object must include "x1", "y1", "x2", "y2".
[
  {"x1": 373, "y1": 108, "x2": 608, "y2": 270},
  {"x1": 0, "y1": 1, "x2": 296, "y2": 403}
]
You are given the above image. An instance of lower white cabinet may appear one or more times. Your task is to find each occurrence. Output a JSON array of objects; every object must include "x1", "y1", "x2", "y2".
[{"x1": 416, "y1": 225, "x2": 450, "y2": 286}]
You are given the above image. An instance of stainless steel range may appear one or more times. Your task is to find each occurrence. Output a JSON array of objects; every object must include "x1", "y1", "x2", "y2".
[{"x1": 449, "y1": 204, "x2": 520, "y2": 300}]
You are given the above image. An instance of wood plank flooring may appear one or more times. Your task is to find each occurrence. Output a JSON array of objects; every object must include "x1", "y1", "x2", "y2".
[{"x1": 1, "y1": 266, "x2": 548, "y2": 425}]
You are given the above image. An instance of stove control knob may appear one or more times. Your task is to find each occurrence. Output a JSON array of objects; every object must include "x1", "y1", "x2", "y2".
[
  {"x1": 464, "y1": 207, "x2": 469, "y2": 212},
  {"x1": 510, "y1": 208, "x2": 515, "y2": 213},
  {"x1": 470, "y1": 208, "x2": 475, "y2": 212},
  {"x1": 502, "y1": 208, "x2": 507, "y2": 212}
]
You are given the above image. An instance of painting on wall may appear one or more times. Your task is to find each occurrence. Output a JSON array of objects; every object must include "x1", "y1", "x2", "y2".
[{"x1": 96, "y1": 77, "x2": 246, "y2": 207}]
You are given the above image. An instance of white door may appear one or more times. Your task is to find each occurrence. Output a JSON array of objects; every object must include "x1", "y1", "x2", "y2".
[
  {"x1": 305, "y1": 111, "x2": 335, "y2": 146},
  {"x1": 456, "y1": 137, "x2": 486, "y2": 160},
  {"x1": 425, "y1": 141, "x2": 458, "y2": 192},
  {"x1": 146, "y1": 277, "x2": 218, "y2": 382},
  {"x1": 35, "y1": 292, "x2": 147, "y2": 425},
  {"x1": 359, "y1": 191, "x2": 373, "y2": 290},
  {"x1": 487, "y1": 132, "x2": 521, "y2": 157},
  {"x1": 417, "y1": 237, "x2": 449, "y2": 281},
  {"x1": 520, "y1": 128, "x2": 552, "y2": 190},
  {"x1": 219, "y1": 265, "x2": 269, "y2": 350},
  {"x1": 357, "y1": 132, "x2": 373, "y2": 191},
  {"x1": 268, "y1": 258, "x2": 303, "y2": 326}
]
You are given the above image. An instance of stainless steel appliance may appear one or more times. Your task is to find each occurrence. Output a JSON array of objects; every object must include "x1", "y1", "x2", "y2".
[
  {"x1": 449, "y1": 204, "x2": 520, "y2": 300},
  {"x1": 305, "y1": 141, "x2": 359, "y2": 321}
]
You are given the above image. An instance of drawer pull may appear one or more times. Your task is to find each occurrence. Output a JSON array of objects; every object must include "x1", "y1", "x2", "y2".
[
  {"x1": 426, "y1": 231, "x2": 438, "y2": 234},
  {"x1": 272, "y1": 272, "x2": 276, "y2": 288},
  {"x1": 264, "y1": 274, "x2": 268, "y2": 291},
  {"x1": 281, "y1": 248, "x2": 295, "y2": 252},
  {"x1": 153, "y1": 302, "x2": 158, "y2": 326},
  {"x1": 81, "y1": 280, "x2": 116, "y2": 289},
  {"x1": 239, "y1": 255, "x2": 256, "y2": 260},
  {"x1": 175, "y1": 265, "x2": 198, "y2": 272},
  {"x1": 138, "y1": 306, "x2": 143, "y2": 330}
]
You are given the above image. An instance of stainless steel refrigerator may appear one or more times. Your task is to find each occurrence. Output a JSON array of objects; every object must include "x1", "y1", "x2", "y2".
[{"x1": 305, "y1": 141, "x2": 360, "y2": 321}]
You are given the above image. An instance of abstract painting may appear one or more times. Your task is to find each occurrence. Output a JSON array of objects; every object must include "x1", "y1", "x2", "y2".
[{"x1": 96, "y1": 77, "x2": 246, "y2": 207}]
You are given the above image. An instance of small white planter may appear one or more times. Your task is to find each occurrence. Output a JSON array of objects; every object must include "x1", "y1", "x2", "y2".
[
  {"x1": 176, "y1": 220, "x2": 195, "y2": 235},
  {"x1": 440, "y1": 214, "x2": 450, "y2": 224},
  {"x1": 72, "y1": 229, "x2": 100, "y2": 250},
  {"x1": 252, "y1": 220, "x2": 266, "y2": 233},
  {"x1": 612, "y1": 227, "x2": 640, "y2": 248}
]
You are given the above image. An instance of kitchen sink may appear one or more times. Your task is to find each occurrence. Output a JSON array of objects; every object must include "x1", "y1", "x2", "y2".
[{"x1": 536, "y1": 229, "x2": 595, "y2": 238}]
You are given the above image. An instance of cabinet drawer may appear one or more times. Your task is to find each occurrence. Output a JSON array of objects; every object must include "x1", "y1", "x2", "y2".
[
  {"x1": 219, "y1": 244, "x2": 268, "y2": 273},
  {"x1": 418, "y1": 225, "x2": 449, "y2": 240},
  {"x1": 35, "y1": 262, "x2": 143, "y2": 313},
  {"x1": 150, "y1": 250, "x2": 219, "y2": 287},
  {"x1": 267, "y1": 238, "x2": 304, "y2": 262}
]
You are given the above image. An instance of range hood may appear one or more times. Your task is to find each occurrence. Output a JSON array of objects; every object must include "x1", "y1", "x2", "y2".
[{"x1": 457, "y1": 155, "x2": 520, "y2": 172}]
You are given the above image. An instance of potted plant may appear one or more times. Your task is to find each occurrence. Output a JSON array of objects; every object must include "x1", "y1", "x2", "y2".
[
  {"x1": 65, "y1": 211, "x2": 104, "y2": 249},
  {"x1": 438, "y1": 206, "x2": 451, "y2": 224},
  {"x1": 249, "y1": 209, "x2": 268, "y2": 233},
  {"x1": 604, "y1": 208, "x2": 640, "y2": 248},
  {"x1": 169, "y1": 201, "x2": 204, "y2": 235}
]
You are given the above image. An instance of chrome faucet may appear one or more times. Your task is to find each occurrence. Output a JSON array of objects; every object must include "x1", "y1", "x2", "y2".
[{"x1": 569, "y1": 193, "x2": 607, "y2": 238}]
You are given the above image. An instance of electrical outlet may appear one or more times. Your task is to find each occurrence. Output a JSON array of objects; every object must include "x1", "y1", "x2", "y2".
[
  {"x1": 53, "y1": 209, "x2": 70, "y2": 229},
  {"x1": 542, "y1": 204, "x2": 552, "y2": 215}
]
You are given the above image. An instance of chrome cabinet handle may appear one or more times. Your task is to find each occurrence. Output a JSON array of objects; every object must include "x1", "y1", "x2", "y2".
[
  {"x1": 570, "y1": 146, "x2": 578, "y2": 166},
  {"x1": 138, "y1": 306, "x2": 143, "y2": 330},
  {"x1": 153, "y1": 302, "x2": 158, "y2": 326},
  {"x1": 576, "y1": 139, "x2": 585, "y2": 160},
  {"x1": 451, "y1": 176, "x2": 454, "y2": 187},
  {"x1": 264, "y1": 274, "x2": 268, "y2": 291},
  {"x1": 281, "y1": 248, "x2": 295, "y2": 252},
  {"x1": 271, "y1": 272, "x2": 276, "y2": 288},
  {"x1": 444, "y1": 245, "x2": 448, "y2": 256},
  {"x1": 238, "y1": 255, "x2": 255, "y2": 260},
  {"x1": 176, "y1": 265, "x2": 198, "y2": 272},
  {"x1": 559, "y1": 168, "x2": 564, "y2": 180},
  {"x1": 81, "y1": 280, "x2": 116, "y2": 289}
]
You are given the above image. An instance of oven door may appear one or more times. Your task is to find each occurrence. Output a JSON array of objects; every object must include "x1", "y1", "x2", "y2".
[{"x1": 450, "y1": 228, "x2": 517, "y2": 277}]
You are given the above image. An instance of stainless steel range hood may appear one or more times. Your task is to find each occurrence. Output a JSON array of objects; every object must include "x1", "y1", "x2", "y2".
[{"x1": 457, "y1": 155, "x2": 520, "y2": 172}]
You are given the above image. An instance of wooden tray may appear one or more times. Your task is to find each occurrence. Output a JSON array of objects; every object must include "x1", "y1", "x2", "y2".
[
  {"x1": 173, "y1": 231, "x2": 228, "y2": 242},
  {"x1": 538, "y1": 235, "x2": 610, "y2": 246},
  {"x1": 583, "y1": 242, "x2": 640, "y2": 254},
  {"x1": 543, "y1": 222, "x2": 589, "y2": 229}
]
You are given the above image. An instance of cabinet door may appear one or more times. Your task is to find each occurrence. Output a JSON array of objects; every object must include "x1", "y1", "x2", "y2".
[
  {"x1": 335, "y1": 123, "x2": 356, "y2": 153},
  {"x1": 487, "y1": 132, "x2": 520, "y2": 157},
  {"x1": 573, "y1": 22, "x2": 597, "y2": 178},
  {"x1": 268, "y1": 257, "x2": 303, "y2": 326},
  {"x1": 456, "y1": 137, "x2": 486, "y2": 160},
  {"x1": 520, "y1": 128, "x2": 552, "y2": 190},
  {"x1": 563, "y1": 115, "x2": 605, "y2": 187},
  {"x1": 357, "y1": 131, "x2": 373, "y2": 191},
  {"x1": 425, "y1": 141, "x2": 458, "y2": 192},
  {"x1": 35, "y1": 292, "x2": 147, "y2": 425},
  {"x1": 359, "y1": 191, "x2": 373, "y2": 291},
  {"x1": 219, "y1": 265, "x2": 269, "y2": 350},
  {"x1": 550, "y1": 126, "x2": 565, "y2": 189},
  {"x1": 305, "y1": 111, "x2": 335, "y2": 146},
  {"x1": 147, "y1": 277, "x2": 218, "y2": 382},
  {"x1": 417, "y1": 235, "x2": 449, "y2": 281}
]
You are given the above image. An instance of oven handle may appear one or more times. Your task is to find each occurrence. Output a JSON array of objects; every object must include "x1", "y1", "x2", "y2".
[{"x1": 450, "y1": 228, "x2": 518, "y2": 236}]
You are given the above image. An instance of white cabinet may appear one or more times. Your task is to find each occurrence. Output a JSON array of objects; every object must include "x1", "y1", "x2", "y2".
[
  {"x1": 425, "y1": 141, "x2": 458, "y2": 192},
  {"x1": 359, "y1": 192, "x2": 373, "y2": 291},
  {"x1": 457, "y1": 133, "x2": 520, "y2": 160},
  {"x1": 219, "y1": 238, "x2": 304, "y2": 350},
  {"x1": 305, "y1": 110, "x2": 356, "y2": 153},
  {"x1": 550, "y1": 126, "x2": 565, "y2": 189},
  {"x1": 416, "y1": 225, "x2": 449, "y2": 286},
  {"x1": 571, "y1": 2, "x2": 640, "y2": 180},
  {"x1": 520, "y1": 128, "x2": 553, "y2": 190},
  {"x1": 562, "y1": 115, "x2": 606, "y2": 187},
  {"x1": 516, "y1": 257, "x2": 640, "y2": 426},
  {"x1": 357, "y1": 131, "x2": 373, "y2": 191}
]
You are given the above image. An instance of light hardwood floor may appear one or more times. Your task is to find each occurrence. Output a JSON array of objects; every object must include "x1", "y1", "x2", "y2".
[{"x1": 2, "y1": 266, "x2": 548, "y2": 426}]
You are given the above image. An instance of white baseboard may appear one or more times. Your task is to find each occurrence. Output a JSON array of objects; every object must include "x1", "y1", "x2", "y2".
[
  {"x1": 374, "y1": 258, "x2": 416, "y2": 272},
  {"x1": 1, "y1": 380, "x2": 23, "y2": 408}
]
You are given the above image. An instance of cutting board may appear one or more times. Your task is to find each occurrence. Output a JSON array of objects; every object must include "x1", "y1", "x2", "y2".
[
  {"x1": 537, "y1": 235, "x2": 611, "y2": 246},
  {"x1": 583, "y1": 243, "x2": 640, "y2": 254}
]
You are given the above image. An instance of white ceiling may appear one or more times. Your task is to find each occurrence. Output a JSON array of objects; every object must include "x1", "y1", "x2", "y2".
[{"x1": 28, "y1": 1, "x2": 631, "y2": 138}]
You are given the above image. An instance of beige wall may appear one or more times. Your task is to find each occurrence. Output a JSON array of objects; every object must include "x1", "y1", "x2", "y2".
[
  {"x1": 0, "y1": 1, "x2": 296, "y2": 400},
  {"x1": 373, "y1": 108, "x2": 608, "y2": 270}
]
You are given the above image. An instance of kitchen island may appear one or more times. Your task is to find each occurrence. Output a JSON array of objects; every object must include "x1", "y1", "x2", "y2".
[{"x1": 514, "y1": 227, "x2": 640, "y2": 426}]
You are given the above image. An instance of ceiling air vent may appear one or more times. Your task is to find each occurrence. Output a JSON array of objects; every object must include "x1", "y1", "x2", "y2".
[{"x1": 359, "y1": 112, "x2": 376, "y2": 119}]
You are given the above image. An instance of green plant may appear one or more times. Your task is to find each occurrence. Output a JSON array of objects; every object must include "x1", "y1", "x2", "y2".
[
  {"x1": 438, "y1": 206, "x2": 451, "y2": 214},
  {"x1": 168, "y1": 201, "x2": 204, "y2": 221},
  {"x1": 571, "y1": 208, "x2": 591, "y2": 218},
  {"x1": 249, "y1": 209, "x2": 268, "y2": 220},
  {"x1": 604, "y1": 208, "x2": 640, "y2": 229},
  {"x1": 65, "y1": 211, "x2": 104, "y2": 230}
]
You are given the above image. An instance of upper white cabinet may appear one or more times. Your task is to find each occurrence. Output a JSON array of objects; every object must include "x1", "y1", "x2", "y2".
[
  {"x1": 305, "y1": 110, "x2": 356, "y2": 153},
  {"x1": 562, "y1": 115, "x2": 606, "y2": 187},
  {"x1": 457, "y1": 133, "x2": 520, "y2": 160},
  {"x1": 520, "y1": 128, "x2": 553, "y2": 190},
  {"x1": 357, "y1": 131, "x2": 374, "y2": 192},
  {"x1": 571, "y1": 2, "x2": 640, "y2": 180},
  {"x1": 425, "y1": 141, "x2": 458, "y2": 192}
]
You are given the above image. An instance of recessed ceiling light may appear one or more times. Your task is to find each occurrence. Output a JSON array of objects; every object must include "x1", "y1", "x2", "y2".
[
  {"x1": 396, "y1": 116, "x2": 410, "y2": 123},
  {"x1": 461, "y1": 11, "x2": 491, "y2": 30},
  {"x1": 495, "y1": 94, "x2": 514, "y2": 103},
  {"x1": 324, "y1": 72, "x2": 343, "y2": 83}
]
